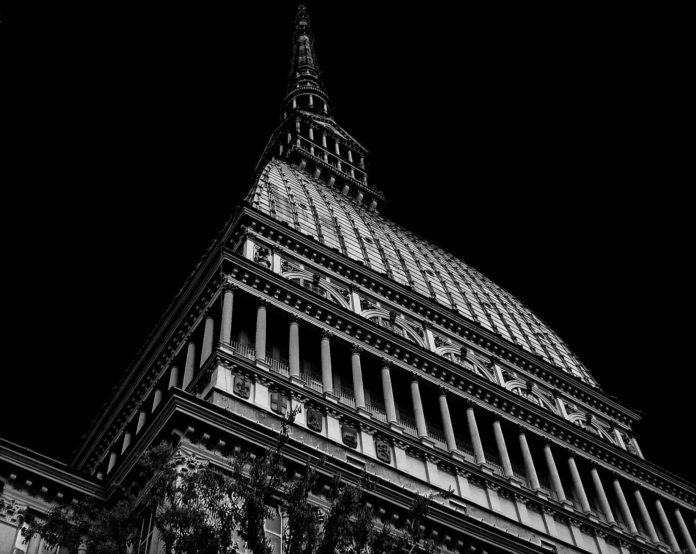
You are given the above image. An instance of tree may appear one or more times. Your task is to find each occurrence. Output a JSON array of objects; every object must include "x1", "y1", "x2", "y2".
[{"x1": 24, "y1": 408, "x2": 448, "y2": 553}]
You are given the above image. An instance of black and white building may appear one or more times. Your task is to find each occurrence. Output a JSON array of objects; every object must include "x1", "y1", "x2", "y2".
[{"x1": 2, "y1": 5, "x2": 695, "y2": 554}]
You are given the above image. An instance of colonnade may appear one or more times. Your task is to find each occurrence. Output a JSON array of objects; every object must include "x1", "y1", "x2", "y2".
[
  {"x1": 241, "y1": 291, "x2": 696, "y2": 552},
  {"x1": 114, "y1": 285, "x2": 693, "y2": 553}
]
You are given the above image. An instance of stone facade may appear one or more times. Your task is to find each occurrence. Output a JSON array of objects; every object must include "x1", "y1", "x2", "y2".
[{"x1": 2, "y1": 5, "x2": 695, "y2": 554}]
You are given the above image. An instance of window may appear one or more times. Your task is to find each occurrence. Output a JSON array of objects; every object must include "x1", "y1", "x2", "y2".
[
  {"x1": 135, "y1": 509, "x2": 156, "y2": 554},
  {"x1": 238, "y1": 510, "x2": 284, "y2": 554}
]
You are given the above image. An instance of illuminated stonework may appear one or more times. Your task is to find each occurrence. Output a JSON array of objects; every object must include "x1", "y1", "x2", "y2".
[{"x1": 1, "y1": 5, "x2": 695, "y2": 554}]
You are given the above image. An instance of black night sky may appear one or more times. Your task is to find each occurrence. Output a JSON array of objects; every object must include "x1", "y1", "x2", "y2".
[{"x1": 4, "y1": 3, "x2": 693, "y2": 485}]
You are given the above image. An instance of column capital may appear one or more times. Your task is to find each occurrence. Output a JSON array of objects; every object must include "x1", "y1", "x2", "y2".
[
  {"x1": 290, "y1": 313, "x2": 301, "y2": 324},
  {"x1": 320, "y1": 328, "x2": 334, "y2": 339},
  {"x1": 221, "y1": 276, "x2": 238, "y2": 291},
  {"x1": 464, "y1": 398, "x2": 476, "y2": 409},
  {"x1": 380, "y1": 357, "x2": 392, "y2": 368},
  {"x1": 438, "y1": 385, "x2": 448, "y2": 396},
  {"x1": 410, "y1": 372, "x2": 421, "y2": 383},
  {"x1": 257, "y1": 297, "x2": 269, "y2": 307},
  {"x1": 351, "y1": 344, "x2": 363, "y2": 354}
]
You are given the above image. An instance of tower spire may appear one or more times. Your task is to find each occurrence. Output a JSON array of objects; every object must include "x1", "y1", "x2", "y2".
[
  {"x1": 285, "y1": 3, "x2": 331, "y2": 117},
  {"x1": 256, "y1": 3, "x2": 385, "y2": 210}
]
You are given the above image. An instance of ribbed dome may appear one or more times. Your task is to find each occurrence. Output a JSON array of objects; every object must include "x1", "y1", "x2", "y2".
[{"x1": 248, "y1": 159, "x2": 597, "y2": 387}]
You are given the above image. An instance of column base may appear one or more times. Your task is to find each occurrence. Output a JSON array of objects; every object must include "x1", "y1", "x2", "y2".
[
  {"x1": 255, "y1": 359, "x2": 270, "y2": 371},
  {"x1": 561, "y1": 500, "x2": 575, "y2": 511},
  {"x1": 323, "y1": 391, "x2": 338, "y2": 403},
  {"x1": 534, "y1": 489, "x2": 550, "y2": 500},
  {"x1": 450, "y1": 451, "x2": 464, "y2": 462},
  {"x1": 388, "y1": 421, "x2": 403, "y2": 433},
  {"x1": 290, "y1": 375, "x2": 304, "y2": 386},
  {"x1": 356, "y1": 407, "x2": 372, "y2": 419},
  {"x1": 478, "y1": 463, "x2": 494, "y2": 475},
  {"x1": 586, "y1": 513, "x2": 599, "y2": 523},
  {"x1": 507, "y1": 475, "x2": 525, "y2": 487},
  {"x1": 419, "y1": 436, "x2": 436, "y2": 448}
]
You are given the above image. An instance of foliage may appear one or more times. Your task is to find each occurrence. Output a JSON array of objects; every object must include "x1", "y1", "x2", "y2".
[
  {"x1": 23, "y1": 407, "x2": 448, "y2": 553},
  {"x1": 23, "y1": 495, "x2": 137, "y2": 554}
]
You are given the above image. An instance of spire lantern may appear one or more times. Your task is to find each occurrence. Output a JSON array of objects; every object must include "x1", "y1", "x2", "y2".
[
  {"x1": 284, "y1": 3, "x2": 331, "y2": 118},
  {"x1": 256, "y1": 3, "x2": 385, "y2": 209}
]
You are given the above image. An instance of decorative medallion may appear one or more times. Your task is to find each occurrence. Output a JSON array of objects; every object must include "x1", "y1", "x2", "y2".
[
  {"x1": 233, "y1": 375, "x2": 251, "y2": 399},
  {"x1": 306, "y1": 408, "x2": 323, "y2": 432},
  {"x1": 375, "y1": 439, "x2": 391, "y2": 463},
  {"x1": 342, "y1": 425, "x2": 358, "y2": 449}
]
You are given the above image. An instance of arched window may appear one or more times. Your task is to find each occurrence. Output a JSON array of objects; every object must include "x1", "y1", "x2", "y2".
[
  {"x1": 362, "y1": 308, "x2": 427, "y2": 348},
  {"x1": 283, "y1": 270, "x2": 351, "y2": 309}
]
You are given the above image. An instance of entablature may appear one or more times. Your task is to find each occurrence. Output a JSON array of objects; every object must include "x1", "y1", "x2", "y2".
[
  {"x1": 218, "y1": 253, "x2": 696, "y2": 508},
  {"x1": 104, "y1": 388, "x2": 670, "y2": 554},
  {"x1": 231, "y1": 207, "x2": 640, "y2": 426},
  {"x1": 0, "y1": 439, "x2": 105, "y2": 513}
]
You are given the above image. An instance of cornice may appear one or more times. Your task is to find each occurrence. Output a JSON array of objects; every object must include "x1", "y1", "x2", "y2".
[
  {"x1": 221, "y1": 254, "x2": 696, "y2": 506},
  {"x1": 106, "y1": 390, "x2": 665, "y2": 554},
  {"x1": 0, "y1": 439, "x2": 104, "y2": 500},
  {"x1": 235, "y1": 206, "x2": 643, "y2": 424},
  {"x1": 72, "y1": 246, "x2": 229, "y2": 471}
]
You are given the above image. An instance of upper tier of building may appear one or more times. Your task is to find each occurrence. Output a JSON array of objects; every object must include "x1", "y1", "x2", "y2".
[{"x1": 246, "y1": 158, "x2": 598, "y2": 388}]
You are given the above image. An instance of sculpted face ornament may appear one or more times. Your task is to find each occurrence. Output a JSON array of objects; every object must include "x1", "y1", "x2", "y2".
[
  {"x1": 342, "y1": 425, "x2": 358, "y2": 448},
  {"x1": 233, "y1": 376, "x2": 251, "y2": 399},
  {"x1": 306, "y1": 408, "x2": 323, "y2": 432},
  {"x1": 254, "y1": 246, "x2": 272, "y2": 268},
  {"x1": 375, "y1": 439, "x2": 391, "y2": 463}
]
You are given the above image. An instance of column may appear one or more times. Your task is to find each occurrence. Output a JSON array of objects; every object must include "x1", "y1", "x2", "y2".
[
  {"x1": 289, "y1": 316, "x2": 300, "y2": 378},
  {"x1": 466, "y1": 401, "x2": 486, "y2": 465},
  {"x1": 492, "y1": 419, "x2": 514, "y2": 478},
  {"x1": 590, "y1": 466, "x2": 615, "y2": 524},
  {"x1": 136, "y1": 410, "x2": 147, "y2": 434},
  {"x1": 519, "y1": 430, "x2": 540, "y2": 491},
  {"x1": 674, "y1": 508, "x2": 696, "y2": 554},
  {"x1": 255, "y1": 299, "x2": 267, "y2": 360},
  {"x1": 568, "y1": 454, "x2": 592, "y2": 513},
  {"x1": 351, "y1": 345, "x2": 366, "y2": 409},
  {"x1": 200, "y1": 316, "x2": 214, "y2": 364},
  {"x1": 543, "y1": 441, "x2": 567, "y2": 502},
  {"x1": 438, "y1": 388, "x2": 457, "y2": 452},
  {"x1": 320, "y1": 330, "x2": 333, "y2": 394},
  {"x1": 655, "y1": 498, "x2": 680, "y2": 552},
  {"x1": 121, "y1": 432, "x2": 132, "y2": 454},
  {"x1": 411, "y1": 377, "x2": 428, "y2": 438},
  {"x1": 167, "y1": 365, "x2": 179, "y2": 389},
  {"x1": 612, "y1": 476, "x2": 637, "y2": 534},
  {"x1": 219, "y1": 283, "x2": 236, "y2": 344},
  {"x1": 152, "y1": 389, "x2": 163, "y2": 411},
  {"x1": 634, "y1": 488, "x2": 659, "y2": 543},
  {"x1": 107, "y1": 451, "x2": 117, "y2": 474},
  {"x1": 182, "y1": 341, "x2": 196, "y2": 389},
  {"x1": 381, "y1": 360, "x2": 397, "y2": 423}
]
